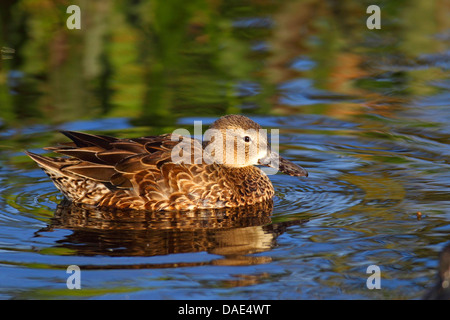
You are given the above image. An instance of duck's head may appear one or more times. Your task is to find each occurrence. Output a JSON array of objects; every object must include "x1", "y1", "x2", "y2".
[{"x1": 204, "y1": 114, "x2": 308, "y2": 177}]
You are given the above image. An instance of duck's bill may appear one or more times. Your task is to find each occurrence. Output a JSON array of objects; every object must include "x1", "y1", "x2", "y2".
[{"x1": 258, "y1": 152, "x2": 308, "y2": 177}]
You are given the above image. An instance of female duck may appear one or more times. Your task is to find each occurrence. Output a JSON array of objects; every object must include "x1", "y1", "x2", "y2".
[{"x1": 26, "y1": 115, "x2": 307, "y2": 211}]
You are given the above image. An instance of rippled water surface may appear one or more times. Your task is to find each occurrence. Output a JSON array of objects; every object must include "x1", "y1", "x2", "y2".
[{"x1": 0, "y1": 0, "x2": 449, "y2": 299}]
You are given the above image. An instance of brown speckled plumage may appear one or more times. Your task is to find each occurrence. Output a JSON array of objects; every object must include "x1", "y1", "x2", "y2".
[{"x1": 26, "y1": 115, "x2": 307, "y2": 211}]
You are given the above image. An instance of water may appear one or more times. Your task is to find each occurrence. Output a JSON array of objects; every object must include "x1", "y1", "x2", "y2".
[{"x1": 0, "y1": 0, "x2": 449, "y2": 300}]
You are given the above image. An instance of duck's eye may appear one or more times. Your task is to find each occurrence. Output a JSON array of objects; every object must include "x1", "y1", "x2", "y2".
[{"x1": 244, "y1": 136, "x2": 251, "y2": 143}]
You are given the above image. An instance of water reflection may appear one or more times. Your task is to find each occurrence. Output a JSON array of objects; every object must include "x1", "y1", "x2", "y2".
[{"x1": 37, "y1": 199, "x2": 307, "y2": 266}]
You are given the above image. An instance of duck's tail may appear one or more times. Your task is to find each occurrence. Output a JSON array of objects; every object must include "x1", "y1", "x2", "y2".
[{"x1": 25, "y1": 151, "x2": 111, "y2": 204}]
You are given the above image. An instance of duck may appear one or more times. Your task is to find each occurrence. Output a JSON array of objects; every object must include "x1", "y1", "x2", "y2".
[
  {"x1": 423, "y1": 244, "x2": 450, "y2": 300},
  {"x1": 26, "y1": 114, "x2": 308, "y2": 211}
]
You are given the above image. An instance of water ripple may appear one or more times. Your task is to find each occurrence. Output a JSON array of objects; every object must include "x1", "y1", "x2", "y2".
[{"x1": 272, "y1": 175, "x2": 364, "y2": 216}]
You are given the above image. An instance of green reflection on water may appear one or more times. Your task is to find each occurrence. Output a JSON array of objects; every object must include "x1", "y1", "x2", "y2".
[{"x1": 1, "y1": 0, "x2": 447, "y2": 128}]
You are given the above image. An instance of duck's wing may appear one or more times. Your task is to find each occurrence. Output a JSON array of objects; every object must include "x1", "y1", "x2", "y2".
[{"x1": 29, "y1": 130, "x2": 204, "y2": 192}]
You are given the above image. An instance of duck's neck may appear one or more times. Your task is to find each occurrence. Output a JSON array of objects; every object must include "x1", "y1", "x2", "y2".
[{"x1": 224, "y1": 166, "x2": 274, "y2": 205}]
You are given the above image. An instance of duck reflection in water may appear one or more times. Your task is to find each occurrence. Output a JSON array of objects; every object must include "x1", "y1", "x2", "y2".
[{"x1": 38, "y1": 199, "x2": 307, "y2": 266}]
